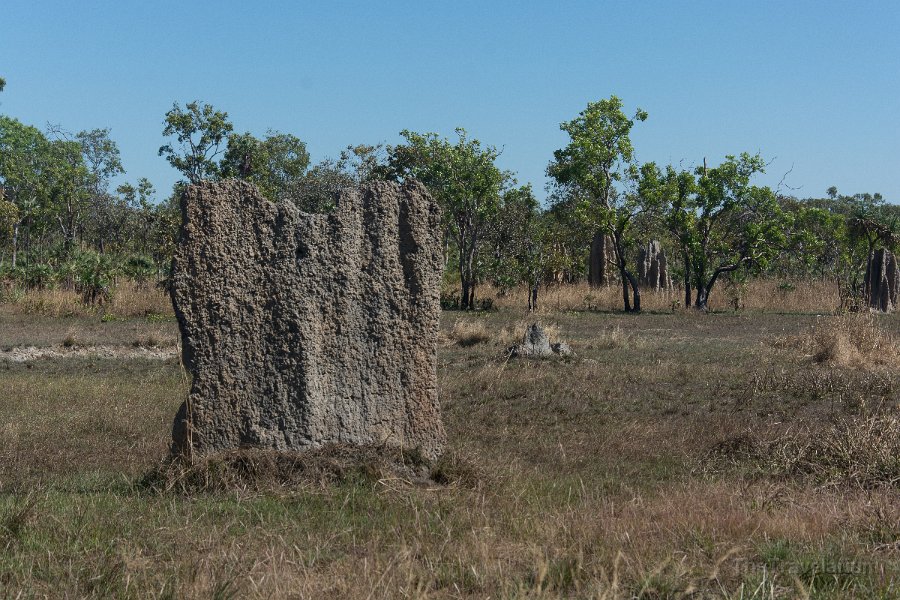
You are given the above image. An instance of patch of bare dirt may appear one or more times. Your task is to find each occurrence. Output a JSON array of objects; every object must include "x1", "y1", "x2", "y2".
[{"x1": 0, "y1": 345, "x2": 177, "y2": 362}]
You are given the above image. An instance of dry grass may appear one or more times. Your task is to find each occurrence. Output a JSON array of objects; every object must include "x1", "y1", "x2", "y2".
[
  {"x1": 707, "y1": 414, "x2": 900, "y2": 489},
  {"x1": 445, "y1": 316, "x2": 567, "y2": 352},
  {"x1": 9, "y1": 280, "x2": 173, "y2": 318},
  {"x1": 812, "y1": 314, "x2": 900, "y2": 369},
  {"x1": 496, "y1": 319, "x2": 563, "y2": 348},
  {"x1": 768, "y1": 414, "x2": 900, "y2": 488},
  {"x1": 446, "y1": 317, "x2": 492, "y2": 347},
  {"x1": 482, "y1": 279, "x2": 841, "y2": 314},
  {"x1": 775, "y1": 313, "x2": 900, "y2": 370},
  {"x1": 0, "y1": 309, "x2": 897, "y2": 597},
  {"x1": 141, "y1": 446, "x2": 483, "y2": 495}
]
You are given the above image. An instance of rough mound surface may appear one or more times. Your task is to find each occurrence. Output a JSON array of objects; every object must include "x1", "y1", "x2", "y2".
[
  {"x1": 508, "y1": 323, "x2": 572, "y2": 358},
  {"x1": 171, "y1": 179, "x2": 445, "y2": 459},
  {"x1": 865, "y1": 247, "x2": 899, "y2": 312},
  {"x1": 638, "y1": 240, "x2": 671, "y2": 290}
]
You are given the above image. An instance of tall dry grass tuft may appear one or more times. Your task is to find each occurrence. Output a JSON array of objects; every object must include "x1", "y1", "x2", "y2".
[
  {"x1": 446, "y1": 318, "x2": 492, "y2": 347},
  {"x1": 807, "y1": 313, "x2": 900, "y2": 369}
]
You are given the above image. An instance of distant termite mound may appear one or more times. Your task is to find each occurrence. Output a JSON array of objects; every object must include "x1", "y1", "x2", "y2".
[
  {"x1": 638, "y1": 240, "x2": 671, "y2": 290},
  {"x1": 170, "y1": 179, "x2": 445, "y2": 460},
  {"x1": 864, "y1": 247, "x2": 899, "y2": 313}
]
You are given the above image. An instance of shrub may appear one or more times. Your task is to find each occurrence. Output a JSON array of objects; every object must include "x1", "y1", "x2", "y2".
[
  {"x1": 74, "y1": 251, "x2": 118, "y2": 306},
  {"x1": 122, "y1": 255, "x2": 156, "y2": 284}
]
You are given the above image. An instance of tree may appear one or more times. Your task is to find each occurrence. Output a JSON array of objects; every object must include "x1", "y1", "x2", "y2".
[
  {"x1": 286, "y1": 158, "x2": 353, "y2": 213},
  {"x1": 483, "y1": 184, "x2": 541, "y2": 298},
  {"x1": 548, "y1": 96, "x2": 648, "y2": 312},
  {"x1": 0, "y1": 193, "x2": 17, "y2": 255},
  {"x1": 0, "y1": 116, "x2": 51, "y2": 267},
  {"x1": 641, "y1": 154, "x2": 787, "y2": 310},
  {"x1": 75, "y1": 129, "x2": 125, "y2": 253},
  {"x1": 159, "y1": 101, "x2": 233, "y2": 184},
  {"x1": 336, "y1": 144, "x2": 391, "y2": 184},
  {"x1": 639, "y1": 163, "x2": 698, "y2": 307},
  {"x1": 220, "y1": 130, "x2": 310, "y2": 201},
  {"x1": 387, "y1": 128, "x2": 507, "y2": 309},
  {"x1": 41, "y1": 128, "x2": 92, "y2": 254}
]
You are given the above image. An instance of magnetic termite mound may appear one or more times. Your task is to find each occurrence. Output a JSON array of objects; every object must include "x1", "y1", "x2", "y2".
[{"x1": 170, "y1": 179, "x2": 446, "y2": 460}]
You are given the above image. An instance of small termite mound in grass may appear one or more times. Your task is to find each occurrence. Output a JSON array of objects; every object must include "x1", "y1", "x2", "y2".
[
  {"x1": 139, "y1": 445, "x2": 483, "y2": 494},
  {"x1": 507, "y1": 323, "x2": 572, "y2": 358}
]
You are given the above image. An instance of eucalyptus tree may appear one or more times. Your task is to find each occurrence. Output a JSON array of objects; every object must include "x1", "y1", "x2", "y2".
[
  {"x1": 159, "y1": 101, "x2": 233, "y2": 184},
  {"x1": 74, "y1": 128, "x2": 125, "y2": 252},
  {"x1": 548, "y1": 96, "x2": 648, "y2": 311},
  {"x1": 638, "y1": 163, "x2": 697, "y2": 306},
  {"x1": 0, "y1": 116, "x2": 50, "y2": 266},
  {"x1": 220, "y1": 130, "x2": 310, "y2": 201},
  {"x1": 387, "y1": 128, "x2": 507, "y2": 309},
  {"x1": 640, "y1": 154, "x2": 788, "y2": 310},
  {"x1": 483, "y1": 183, "x2": 541, "y2": 296}
]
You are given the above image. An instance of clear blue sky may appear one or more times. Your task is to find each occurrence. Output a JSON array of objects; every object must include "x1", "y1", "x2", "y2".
[{"x1": 2, "y1": 1, "x2": 898, "y2": 203}]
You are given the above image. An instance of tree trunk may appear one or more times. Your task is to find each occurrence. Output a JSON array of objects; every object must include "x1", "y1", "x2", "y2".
[
  {"x1": 695, "y1": 286, "x2": 711, "y2": 311},
  {"x1": 588, "y1": 232, "x2": 608, "y2": 286},
  {"x1": 11, "y1": 222, "x2": 18, "y2": 269},
  {"x1": 696, "y1": 263, "x2": 740, "y2": 311},
  {"x1": 528, "y1": 282, "x2": 538, "y2": 312},
  {"x1": 620, "y1": 272, "x2": 631, "y2": 312},
  {"x1": 682, "y1": 249, "x2": 692, "y2": 307},
  {"x1": 460, "y1": 277, "x2": 470, "y2": 310},
  {"x1": 458, "y1": 242, "x2": 477, "y2": 310},
  {"x1": 625, "y1": 270, "x2": 641, "y2": 312}
]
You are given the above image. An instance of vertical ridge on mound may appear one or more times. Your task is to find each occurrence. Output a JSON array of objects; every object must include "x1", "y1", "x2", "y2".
[{"x1": 170, "y1": 179, "x2": 445, "y2": 459}]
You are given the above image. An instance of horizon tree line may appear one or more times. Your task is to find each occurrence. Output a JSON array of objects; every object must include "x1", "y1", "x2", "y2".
[{"x1": 1, "y1": 80, "x2": 898, "y2": 311}]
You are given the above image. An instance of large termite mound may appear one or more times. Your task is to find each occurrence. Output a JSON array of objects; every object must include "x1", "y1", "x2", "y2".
[{"x1": 170, "y1": 179, "x2": 445, "y2": 459}]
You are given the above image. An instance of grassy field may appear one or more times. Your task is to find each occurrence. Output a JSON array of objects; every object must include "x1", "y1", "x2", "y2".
[{"x1": 0, "y1": 295, "x2": 898, "y2": 598}]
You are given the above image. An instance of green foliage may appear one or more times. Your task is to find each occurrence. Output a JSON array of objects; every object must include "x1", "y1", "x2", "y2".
[
  {"x1": 73, "y1": 250, "x2": 118, "y2": 306},
  {"x1": 159, "y1": 101, "x2": 233, "y2": 184},
  {"x1": 1, "y1": 90, "x2": 897, "y2": 314},
  {"x1": 483, "y1": 185, "x2": 537, "y2": 289},
  {"x1": 0, "y1": 198, "x2": 18, "y2": 239},
  {"x1": 17, "y1": 262, "x2": 55, "y2": 290},
  {"x1": 220, "y1": 130, "x2": 310, "y2": 201},
  {"x1": 547, "y1": 95, "x2": 646, "y2": 208},
  {"x1": 387, "y1": 128, "x2": 508, "y2": 309},
  {"x1": 639, "y1": 154, "x2": 787, "y2": 309},
  {"x1": 548, "y1": 96, "x2": 648, "y2": 311},
  {"x1": 0, "y1": 116, "x2": 50, "y2": 234},
  {"x1": 122, "y1": 255, "x2": 156, "y2": 284},
  {"x1": 77, "y1": 128, "x2": 124, "y2": 189}
]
